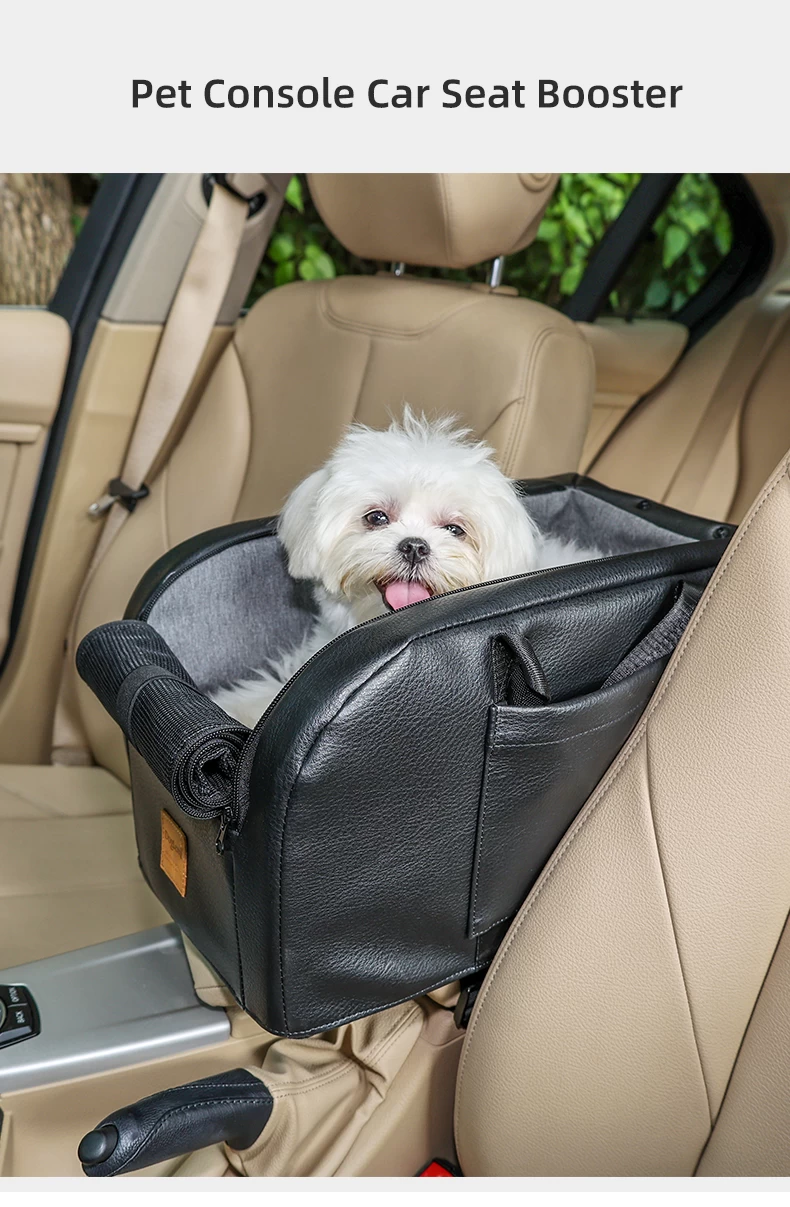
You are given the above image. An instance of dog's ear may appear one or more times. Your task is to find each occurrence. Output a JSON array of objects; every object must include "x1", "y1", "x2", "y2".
[
  {"x1": 477, "y1": 482, "x2": 541, "y2": 580},
  {"x1": 277, "y1": 468, "x2": 327, "y2": 580}
]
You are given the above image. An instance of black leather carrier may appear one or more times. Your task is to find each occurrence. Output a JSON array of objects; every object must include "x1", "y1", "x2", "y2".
[{"x1": 77, "y1": 476, "x2": 733, "y2": 1037}]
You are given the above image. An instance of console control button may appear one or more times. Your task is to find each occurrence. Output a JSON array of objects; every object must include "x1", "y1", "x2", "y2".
[
  {"x1": 0, "y1": 984, "x2": 27, "y2": 1008},
  {"x1": 0, "y1": 987, "x2": 38, "y2": 1049}
]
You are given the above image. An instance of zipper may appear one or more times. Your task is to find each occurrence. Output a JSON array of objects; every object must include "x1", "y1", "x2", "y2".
[
  {"x1": 227, "y1": 541, "x2": 704, "y2": 830},
  {"x1": 215, "y1": 804, "x2": 234, "y2": 854},
  {"x1": 184, "y1": 534, "x2": 726, "y2": 845}
]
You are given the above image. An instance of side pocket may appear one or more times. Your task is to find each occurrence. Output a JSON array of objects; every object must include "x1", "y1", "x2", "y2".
[{"x1": 468, "y1": 656, "x2": 667, "y2": 938}]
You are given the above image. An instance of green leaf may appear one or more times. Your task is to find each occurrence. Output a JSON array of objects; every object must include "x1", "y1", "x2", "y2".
[
  {"x1": 678, "y1": 206, "x2": 710, "y2": 236},
  {"x1": 285, "y1": 175, "x2": 304, "y2": 213},
  {"x1": 303, "y1": 242, "x2": 324, "y2": 263},
  {"x1": 268, "y1": 233, "x2": 296, "y2": 263},
  {"x1": 273, "y1": 260, "x2": 296, "y2": 287},
  {"x1": 559, "y1": 262, "x2": 585, "y2": 295},
  {"x1": 563, "y1": 204, "x2": 594, "y2": 247},
  {"x1": 644, "y1": 278, "x2": 671, "y2": 309},
  {"x1": 663, "y1": 224, "x2": 690, "y2": 269},
  {"x1": 537, "y1": 218, "x2": 560, "y2": 241},
  {"x1": 310, "y1": 251, "x2": 336, "y2": 279},
  {"x1": 297, "y1": 258, "x2": 319, "y2": 281}
]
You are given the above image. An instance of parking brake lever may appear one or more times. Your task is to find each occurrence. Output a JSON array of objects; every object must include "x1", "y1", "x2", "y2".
[{"x1": 77, "y1": 1068, "x2": 273, "y2": 1176}]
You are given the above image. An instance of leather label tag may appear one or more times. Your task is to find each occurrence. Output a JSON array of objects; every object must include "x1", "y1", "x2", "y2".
[{"x1": 160, "y1": 809, "x2": 188, "y2": 897}]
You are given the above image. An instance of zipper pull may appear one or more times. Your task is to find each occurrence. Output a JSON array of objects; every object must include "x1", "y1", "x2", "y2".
[{"x1": 216, "y1": 806, "x2": 233, "y2": 854}]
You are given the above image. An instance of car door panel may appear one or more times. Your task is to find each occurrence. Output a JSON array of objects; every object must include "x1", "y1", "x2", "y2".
[{"x1": 0, "y1": 309, "x2": 70, "y2": 654}]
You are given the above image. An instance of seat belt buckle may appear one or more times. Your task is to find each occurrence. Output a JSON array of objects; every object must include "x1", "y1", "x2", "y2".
[
  {"x1": 416, "y1": 1158, "x2": 462, "y2": 1177},
  {"x1": 88, "y1": 479, "x2": 150, "y2": 518},
  {"x1": 202, "y1": 174, "x2": 268, "y2": 218}
]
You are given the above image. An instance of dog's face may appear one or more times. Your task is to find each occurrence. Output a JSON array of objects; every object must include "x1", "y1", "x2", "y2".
[{"x1": 278, "y1": 410, "x2": 540, "y2": 623}]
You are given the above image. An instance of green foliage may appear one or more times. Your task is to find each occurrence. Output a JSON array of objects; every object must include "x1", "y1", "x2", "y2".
[
  {"x1": 607, "y1": 173, "x2": 732, "y2": 317},
  {"x1": 507, "y1": 172, "x2": 641, "y2": 307},
  {"x1": 246, "y1": 177, "x2": 376, "y2": 306},
  {"x1": 246, "y1": 173, "x2": 733, "y2": 319}
]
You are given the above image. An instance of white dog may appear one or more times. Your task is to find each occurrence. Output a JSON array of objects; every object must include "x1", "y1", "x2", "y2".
[{"x1": 211, "y1": 409, "x2": 598, "y2": 727}]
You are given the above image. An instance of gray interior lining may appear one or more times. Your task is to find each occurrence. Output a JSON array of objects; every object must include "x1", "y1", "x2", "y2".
[
  {"x1": 146, "y1": 489, "x2": 694, "y2": 693},
  {"x1": 526, "y1": 489, "x2": 689, "y2": 555}
]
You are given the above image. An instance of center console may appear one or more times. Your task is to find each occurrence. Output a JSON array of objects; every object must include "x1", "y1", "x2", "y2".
[{"x1": 0, "y1": 924, "x2": 228, "y2": 1094}]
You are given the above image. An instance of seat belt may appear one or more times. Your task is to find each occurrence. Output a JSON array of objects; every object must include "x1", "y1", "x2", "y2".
[{"x1": 51, "y1": 175, "x2": 271, "y2": 764}]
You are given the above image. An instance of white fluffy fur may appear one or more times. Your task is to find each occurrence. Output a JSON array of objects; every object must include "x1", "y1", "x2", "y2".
[{"x1": 211, "y1": 409, "x2": 599, "y2": 727}]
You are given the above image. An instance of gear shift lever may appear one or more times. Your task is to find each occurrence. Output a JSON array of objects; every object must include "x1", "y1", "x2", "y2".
[{"x1": 78, "y1": 1068, "x2": 273, "y2": 1176}]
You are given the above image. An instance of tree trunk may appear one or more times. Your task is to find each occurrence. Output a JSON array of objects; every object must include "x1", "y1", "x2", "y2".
[{"x1": 0, "y1": 174, "x2": 74, "y2": 305}]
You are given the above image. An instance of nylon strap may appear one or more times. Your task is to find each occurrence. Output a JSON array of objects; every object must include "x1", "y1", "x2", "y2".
[
  {"x1": 51, "y1": 180, "x2": 255, "y2": 763},
  {"x1": 601, "y1": 582, "x2": 702, "y2": 690}
]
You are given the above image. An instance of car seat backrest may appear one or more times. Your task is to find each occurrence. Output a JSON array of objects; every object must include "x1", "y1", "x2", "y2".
[
  {"x1": 455, "y1": 448, "x2": 790, "y2": 1175},
  {"x1": 69, "y1": 173, "x2": 596, "y2": 782},
  {"x1": 588, "y1": 292, "x2": 790, "y2": 524}
]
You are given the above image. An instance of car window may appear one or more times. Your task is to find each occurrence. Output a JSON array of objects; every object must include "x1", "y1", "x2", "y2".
[
  {"x1": 247, "y1": 173, "x2": 643, "y2": 307},
  {"x1": 604, "y1": 173, "x2": 733, "y2": 318},
  {"x1": 0, "y1": 174, "x2": 102, "y2": 305},
  {"x1": 246, "y1": 173, "x2": 733, "y2": 321},
  {"x1": 500, "y1": 173, "x2": 641, "y2": 304}
]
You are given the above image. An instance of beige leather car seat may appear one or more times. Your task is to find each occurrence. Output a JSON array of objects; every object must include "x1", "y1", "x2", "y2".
[
  {"x1": 588, "y1": 290, "x2": 790, "y2": 525},
  {"x1": 455, "y1": 447, "x2": 790, "y2": 1176},
  {"x1": 160, "y1": 448, "x2": 790, "y2": 1178},
  {"x1": 0, "y1": 173, "x2": 596, "y2": 968}
]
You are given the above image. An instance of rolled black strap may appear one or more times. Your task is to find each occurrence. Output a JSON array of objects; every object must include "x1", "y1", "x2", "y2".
[{"x1": 77, "y1": 620, "x2": 249, "y2": 818}]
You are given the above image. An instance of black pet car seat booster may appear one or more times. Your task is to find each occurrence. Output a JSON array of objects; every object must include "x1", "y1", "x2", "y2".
[{"x1": 77, "y1": 475, "x2": 734, "y2": 1039}]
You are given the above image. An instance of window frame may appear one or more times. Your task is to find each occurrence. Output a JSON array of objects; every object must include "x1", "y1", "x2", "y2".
[
  {"x1": 1, "y1": 174, "x2": 162, "y2": 676},
  {"x1": 561, "y1": 173, "x2": 773, "y2": 345}
]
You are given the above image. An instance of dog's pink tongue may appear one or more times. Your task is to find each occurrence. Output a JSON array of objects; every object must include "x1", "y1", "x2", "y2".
[{"x1": 384, "y1": 580, "x2": 432, "y2": 610}]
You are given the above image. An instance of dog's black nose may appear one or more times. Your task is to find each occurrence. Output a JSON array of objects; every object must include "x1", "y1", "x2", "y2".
[{"x1": 398, "y1": 537, "x2": 430, "y2": 567}]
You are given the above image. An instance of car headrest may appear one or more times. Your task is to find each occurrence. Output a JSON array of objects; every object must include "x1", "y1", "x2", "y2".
[{"x1": 307, "y1": 173, "x2": 558, "y2": 269}]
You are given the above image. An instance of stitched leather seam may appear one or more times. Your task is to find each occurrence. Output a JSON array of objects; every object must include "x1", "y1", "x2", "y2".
[
  {"x1": 318, "y1": 282, "x2": 485, "y2": 338},
  {"x1": 471, "y1": 699, "x2": 644, "y2": 936},
  {"x1": 317, "y1": 280, "x2": 559, "y2": 344},
  {"x1": 469, "y1": 708, "x2": 499, "y2": 935},
  {"x1": 174, "y1": 1081, "x2": 262, "y2": 1092},
  {"x1": 501, "y1": 325, "x2": 556, "y2": 476},
  {"x1": 454, "y1": 456, "x2": 790, "y2": 1142},
  {"x1": 644, "y1": 726, "x2": 713, "y2": 1126},
  {"x1": 693, "y1": 905, "x2": 790, "y2": 1172},
  {"x1": 269, "y1": 964, "x2": 479, "y2": 1040},
  {"x1": 492, "y1": 699, "x2": 646, "y2": 746},
  {"x1": 110, "y1": 1095, "x2": 270, "y2": 1176},
  {"x1": 479, "y1": 396, "x2": 524, "y2": 445},
  {"x1": 276, "y1": 559, "x2": 697, "y2": 1028}
]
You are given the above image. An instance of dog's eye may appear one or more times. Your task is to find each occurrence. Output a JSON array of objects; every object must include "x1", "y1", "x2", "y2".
[
  {"x1": 364, "y1": 510, "x2": 390, "y2": 528},
  {"x1": 444, "y1": 523, "x2": 466, "y2": 538}
]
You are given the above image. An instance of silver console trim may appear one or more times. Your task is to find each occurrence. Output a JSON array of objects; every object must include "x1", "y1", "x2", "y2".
[{"x1": 0, "y1": 925, "x2": 230, "y2": 1093}]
